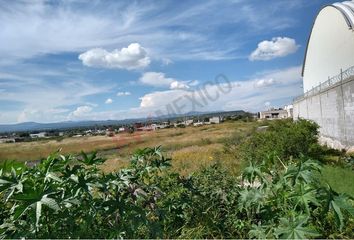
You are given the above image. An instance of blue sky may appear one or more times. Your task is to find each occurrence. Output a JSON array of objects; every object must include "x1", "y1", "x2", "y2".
[{"x1": 0, "y1": 0, "x2": 335, "y2": 124}]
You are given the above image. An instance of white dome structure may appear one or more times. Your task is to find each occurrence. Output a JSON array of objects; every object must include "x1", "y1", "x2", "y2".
[{"x1": 302, "y1": 1, "x2": 354, "y2": 93}]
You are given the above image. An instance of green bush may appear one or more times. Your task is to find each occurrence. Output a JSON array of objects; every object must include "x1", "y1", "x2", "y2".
[
  {"x1": 1, "y1": 146, "x2": 353, "y2": 238},
  {"x1": 234, "y1": 119, "x2": 325, "y2": 163}
]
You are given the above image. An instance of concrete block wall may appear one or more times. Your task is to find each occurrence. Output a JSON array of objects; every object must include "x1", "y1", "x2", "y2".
[{"x1": 293, "y1": 76, "x2": 354, "y2": 150}]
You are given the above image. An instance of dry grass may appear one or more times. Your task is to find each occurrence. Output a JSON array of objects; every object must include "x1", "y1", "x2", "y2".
[{"x1": 0, "y1": 121, "x2": 257, "y2": 174}]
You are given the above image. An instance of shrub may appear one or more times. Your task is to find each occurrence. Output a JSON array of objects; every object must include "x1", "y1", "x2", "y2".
[
  {"x1": 0, "y1": 148, "x2": 171, "y2": 238},
  {"x1": 233, "y1": 119, "x2": 325, "y2": 163},
  {"x1": 0, "y1": 146, "x2": 353, "y2": 238}
]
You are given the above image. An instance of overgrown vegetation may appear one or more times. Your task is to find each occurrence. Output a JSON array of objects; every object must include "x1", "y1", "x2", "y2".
[
  {"x1": 236, "y1": 119, "x2": 324, "y2": 163},
  {"x1": 0, "y1": 119, "x2": 353, "y2": 238}
]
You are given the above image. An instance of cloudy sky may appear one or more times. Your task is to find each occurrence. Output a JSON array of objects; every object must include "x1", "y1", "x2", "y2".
[{"x1": 0, "y1": 0, "x2": 334, "y2": 124}]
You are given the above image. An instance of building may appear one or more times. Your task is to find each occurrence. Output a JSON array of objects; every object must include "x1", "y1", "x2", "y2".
[
  {"x1": 183, "y1": 119, "x2": 194, "y2": 126},
  {"x1": 302, "y1": 1, "x2": 354, "y2": 92},
  {"x1": 30, "y1": 132, "x2": 47, "y2": 138},
  {"x1": 258, "y1": 108, "x2": 290, "y2": 120},
  {"x1": 193, "y1": 121, "x2": 204, "y2": 127},
  {"x1": 106, "y1": 128, "x2": 115, "y2": 137},
  {"x1": 84, "y1": 130, "x2": 93, "y2": 136},
  {"x1": 0, "y1": 138, "x2": 15, "y2": 143},
  {"x1": 293, "y1": 0, "x2": 354, "y2": 150},
  {"x1": 153, "y1": 122, "x2": 170, "y2": 129},
  {"x1": 209, "y1": 116, "x2": 220, "y2": 124},
  {"x1": 173, "y1": 119, "x2": 194, "y2": 127},
  {"x1": 118, "y1": 127, "x2": 126, "y2": 132},
  {"x1": 137, "y1": 125, "x2": 155, "y2": 131},
  {"x1": 284, "y1": 105, "x2": 294, "y2": 118}
]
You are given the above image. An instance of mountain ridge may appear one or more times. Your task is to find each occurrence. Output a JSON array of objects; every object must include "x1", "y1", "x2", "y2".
[{"x1": 0, "y1": 110, "x2": 247, "y2": 133}]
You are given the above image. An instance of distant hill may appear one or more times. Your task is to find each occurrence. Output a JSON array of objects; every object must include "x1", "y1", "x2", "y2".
[
  {"x1": 0, "y1": 110, "x2": 248, "y2": 133},
  {"x1": 0, "y1": 120, "x2": 140, "y2": 133}
]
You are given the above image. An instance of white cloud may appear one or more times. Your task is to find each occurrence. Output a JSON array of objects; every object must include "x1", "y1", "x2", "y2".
[
  {"x1": 0, "y1": 65, "x2": 302, "y2": 124},
  {"x1": 254, "y1": 78, "x2": 276, "y2": 88},
  {"x1": 16, "y1": 108, "x2": 70, "y2": 123},
  {"x1": 9, "y1": 66, "x2": 302, "y2": 123},
  {"x1": 0, "y1": 1, "x2": 309, "y2": 65},
  {"x1": 140, "y1": 72, "x2": 174, "y2": 87},
  {"x1": 0, "y1": 69, "x2": 112, "y2": 123},
  {"x1": 13, "y1": 66, "x2": 302, "y2": 121},
  {"x1": 139, "y1": 72, "x2": 191, "y2": 90},
  {"x1": 79, "y1": 43, "x2": 150, "y2": 70},
  {"x1": 188, "y1": 80, "x2": 200, "y2": 86},
  {"x1": 249, "y1": 37, "x2": 299, "y2": 61},
  {"x1": 105, "y1": 98, "x2": 113, "y2": 104},
  {"x1": 170, "y1": 81, "x2": 190, "y2": 90},
  {"x1": 117, "y1": 91, "x2": 131, "y2": 96},
  {"x1": 17, "y1": 109, "x2": 39, "y2": 123},
  {"x1": 137, "y1": 66, "x2": 302, "y2": 115},
  {"x1": 259, "y1": 66, "x2": 302, "y2": 85},
  {"x1": 70, "y1": 106, "x2": 93, "y2": 118},
  {"x1": 264, "y1": 101, "x2": 271, "y2": 107},
  {"x1": 0, "y1": 67, "x2": 115, "y2": 123},
  {"x1": 161, "y1": 58, "x2": 173, "y2": 65}
]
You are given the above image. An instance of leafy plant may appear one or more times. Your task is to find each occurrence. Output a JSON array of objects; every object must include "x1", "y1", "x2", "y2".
[
  {"x1": 231, "y1": 119, "x2": 326, "y2": 164},
  {"x1": 0, "y1": 142, "x2": 353, "y2": 238}
]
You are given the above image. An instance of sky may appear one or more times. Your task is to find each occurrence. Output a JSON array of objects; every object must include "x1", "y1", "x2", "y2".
[{"x1": 0, "y1": 0, "x2": 336, "y2": 124}]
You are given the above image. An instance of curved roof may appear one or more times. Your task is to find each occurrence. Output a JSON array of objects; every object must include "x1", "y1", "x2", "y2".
[
  {"x1": 332, "y1": 1, "x2": 354, "y2": 28},
  {"x1": 302, "y1": 1, "x2": 354, "y2": 76}
]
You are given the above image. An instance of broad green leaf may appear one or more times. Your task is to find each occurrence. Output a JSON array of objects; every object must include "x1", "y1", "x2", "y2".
[
  {"x1": 249, "y1": 224, "x2": 273, "y2": 239},
  {"x1": 331, "y1": 200, "x2": 344, "y2": 230},
  {"x1": 242, "y1": 161, "x2": 266, "y2": 184},
  {"x1": 274, "y1": 215, "x2": 319, "y2": 239},
  {"x1": 334, "y1": 194, "x2": 354, "y2": 217},
  {"x1": 79, "y1": 151, "x2": 105, "y2": 165},
  {"x1": 0, "y1": 175, "x2": 23, "y2": 202},
  {"x1": 41, "y1": 195, "x2": 60, "y2": 211},
  {"x1": 13, "y1": 203, "x2": 31, "y2": 220},
  {"x1": 45, "y1": 172, "x2": 62, "y2": 183},
  {"x1": 290, "y1": 184, "x2": 320, "y2": 213}
]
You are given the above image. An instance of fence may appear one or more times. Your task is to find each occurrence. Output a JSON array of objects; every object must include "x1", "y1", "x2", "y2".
[{"x1": 294, "y1": 65, "x2": 354, "y2": 102}]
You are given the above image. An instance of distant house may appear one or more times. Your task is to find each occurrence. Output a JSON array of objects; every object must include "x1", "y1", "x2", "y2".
[
  {"x1": 160, "y1": 122, "x2": 170, "y2": 128},
  {"x1": 258, "y1": 108, "x2": 290, "y2": 120},
  {"x1": 183, "y1": 119, "x2": 194, "y2": 126},
  {"x1": 85, "y1": 130, "x2": 93, "y2": 135},
  {"x1": 30, "y1": 132, "x2": 47, "y2": 138},
  {"x1": 153, "y1": 122, "x2": 170, "y2": 129},
  {"x1": 134, "y1": 123, "x2": 144, "y2": 130},
  {"x1": 118, "y1": 127, "x2": 126, "y2": 132},
  {"x1": 173, "y1": 122, "x2": 186, "y2": 128},
  {"x1": 193, "y1": 122, "x2": 204, "y2": 127},
  {"x1": 137, "y1": 125, "x2": 155, "y2": 131},
  {"x1": 209, "y1": 116, "x2": 220, "y2": 124},
  {"x1": 106, "y1": 128, "x2": 115, "y2": 137},
  {"x1": 0, "y1": 138, "x2": 15, "y2": 143},
  {"x1": 96, "y1": 129, "x2": 106, "y2": 135}
]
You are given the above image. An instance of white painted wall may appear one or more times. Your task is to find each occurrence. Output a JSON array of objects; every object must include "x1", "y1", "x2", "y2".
[
  {"x1": 303, "y1": 6, "x2": 354, "y2": 93},
  {"x1": 293, "y1": 76, "x2": 354, "y2": 149}
]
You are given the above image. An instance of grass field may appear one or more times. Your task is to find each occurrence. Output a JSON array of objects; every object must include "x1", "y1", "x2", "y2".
[
  {"x1": 0, "y1": 121, "x2": 257, "y2": 174},
  {"x1": 320, "y1": 165, "x2": 354, "y2": 197},
  {"x1": 1, "y1": 120, "x2": 353, "y2": 196}
]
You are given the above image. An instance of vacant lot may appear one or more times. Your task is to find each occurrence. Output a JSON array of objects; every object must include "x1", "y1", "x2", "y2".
[
  {"x1": 0, "y1": 121, "x2": 257, "y2": 174},
  {"x1": 1, "y1": 120, "x2": 353, "y2": 196}
]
